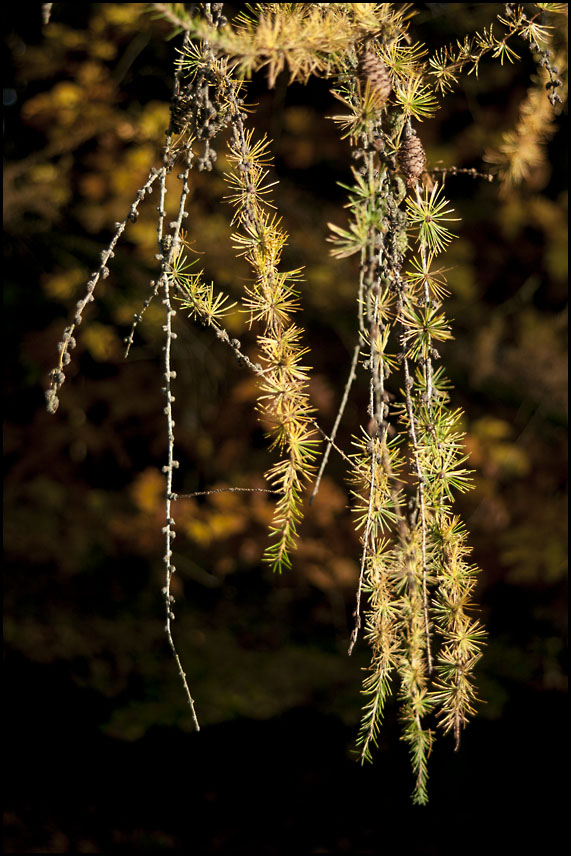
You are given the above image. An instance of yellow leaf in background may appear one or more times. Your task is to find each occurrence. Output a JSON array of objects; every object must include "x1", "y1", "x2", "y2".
[
  {"x1": 80, "y1": 172, "x2": 108, "y2": 201},
  {"x1": 130, "y1": 468, "x2": 164, "y2": 514},
  {"x1": 181, "y1": 510, "x2": 247, "y2": 547},
  {"x1": 111, "y1": 145, "x2": 156, "y2": 195},
  {"x1": 44, "y1": 23, "x2": 85, "y2": 52},
  {"x1": 497, "y1": 196, "x2": 527, "y2": 240},
  {"x1": 128, "y1": 145, "x2": 158, "y2": 172},
  {"x1": 138, "y1": 102, "x2": 171, "y2": 141},
  {"x1": 91, "y1": 40, "x2": 118, "y2": 62},
  {"x1": 209, "y1": 512, "x2": 247, "y2": 540},
  {"x1": 469, "y1": 417, "x2": 531, "y2": 479},
  {"x1": 284, "y1": 106, "x2": 314, "y2": 135},
  {"x1": 82, "y1": 323, "x2": 122, "y2": 362},
  {"x1": 183, "y1": 519, "x2": 213, "y2": 548},
  {"x1": 489, "y1": 442, "x2": 531, "y2": 479},
  {"x1": 98, "y1": 3, "x2": 144, "y2": 28},
  {"x1": 28, "y1": 163, "x2": 58, "y2": 183},
  {"x1": 51, "y1": 81, "x2": 82, "y2": 109},
  {"x1": 220, "y1": 307, "x2": 245, "y2": 335},
  {"x1": 472, "y1": 416, "x2": 513, "y2": 441},
  {"x1": 127, "y1": 219, "x2": 159, "y2": 264},
  {"x1": 43, "y1": 268, "x2": 88, "y2": 300},
  {"x1": 215, "y1": 555, "x2": 237, "y2": 576},
  {"x1": 20, "y1": 93, "x2": 54, "y2": 123},
  {"x1": 77, "y1": 60, "x2": 110, "y2": 89},
  {"x1": 114, "y1": 298, "x2": 163, "y2": 328},
  {"x1": 209, "y1": 490, "x2": 241, "y2": 510}
]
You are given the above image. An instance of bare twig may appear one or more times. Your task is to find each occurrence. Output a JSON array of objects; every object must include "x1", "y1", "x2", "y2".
[
  {"x1": 161, "y1": 263, "x2": 200, "y2": 730},
  {"x1": 431, "y1": 165, "x2": 494, "y2": 185},
  {"x1": 172, "y1": 487, "x2": 280, "y2": 499},
  {"x1": 311, "y1": 420, "x2": 352, "y2": 466},
  {"x1": 310, "y1": 340, "x2": 360, "y2": 505},
  {"x1": 45, "y1": 169, "x2": 161, "y2": 415}
]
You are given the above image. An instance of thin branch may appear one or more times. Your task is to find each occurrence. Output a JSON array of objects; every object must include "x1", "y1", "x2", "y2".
[
  {"x1": 156, "y1": 48, "x2": 202, "y2": 726},
  {"x1": 171, "y1": 487, "x2": 281, "y2": 499},
  {"x1": 348, "y1": 392, "x2": 376, "y2": 657},
  {"x1": 311, "y1": 420, "x2": 353, "y2": 466},
  {"x1": 310, "y1": 340, "x2": 360, "y2": 504},
  {"x1": 430, "y1": 165, "x2": 494, "y2": 185},
  {"x1": 161, "y1": 263, "x2": 200, "y2": 730},
  {"x1": 124, "y1": 278, "x2": 162, "y2": 358},
  {"x1": 45, "y1": 169, "x2": 161, "y2": 414}
]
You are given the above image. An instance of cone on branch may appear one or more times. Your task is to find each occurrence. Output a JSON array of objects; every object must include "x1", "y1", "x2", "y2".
[
  {"x1": 171, "y1": 91, "x2": 193, "y2": 133},
  {"x1": 359, "y1": 49, "x2": 392, "y2": 107},
  {"x1": 398, "y1": 127, "x2": 427, "y2": 187}
]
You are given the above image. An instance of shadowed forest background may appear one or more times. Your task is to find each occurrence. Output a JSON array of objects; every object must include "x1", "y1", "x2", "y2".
[{"x1": 4, "y1": 3, "x2": 568, "y2": 853}]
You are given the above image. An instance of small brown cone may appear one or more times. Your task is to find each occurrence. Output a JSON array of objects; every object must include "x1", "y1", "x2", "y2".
[
  {"x1": 171, "y1": 92, "x2": 192, "y2": 133},
  {"x1": 398, "y1": 128, "x2": 427, "y2": 187},
  {"x1": 359, "y1": 50, "x2": 392, "y2": 106}
]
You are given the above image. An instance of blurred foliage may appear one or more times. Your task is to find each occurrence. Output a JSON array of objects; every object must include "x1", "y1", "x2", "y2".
[{"x1": 4, "y1": 0, "x2": 567, "y2": 777}]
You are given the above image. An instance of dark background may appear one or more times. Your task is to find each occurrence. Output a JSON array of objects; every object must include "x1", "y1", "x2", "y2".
[{"x1": 4, "y1": 4, "x2": 567, "y2": 853}]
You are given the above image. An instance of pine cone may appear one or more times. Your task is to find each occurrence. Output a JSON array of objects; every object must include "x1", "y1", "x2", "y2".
[
  {"x1": 398, "y1": 128, "x2": 427, "y2": 187},
  {"x1": 359, "y1": 50, "x2": 392, "y2": 106},
  {"x1": 171, "y1": 92, "x2": 193, "y2": 133}
]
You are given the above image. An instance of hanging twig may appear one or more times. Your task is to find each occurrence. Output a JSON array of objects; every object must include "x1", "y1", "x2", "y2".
[{"x1": 310, "y1": 340, "x2": 361, "y2": 505}]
